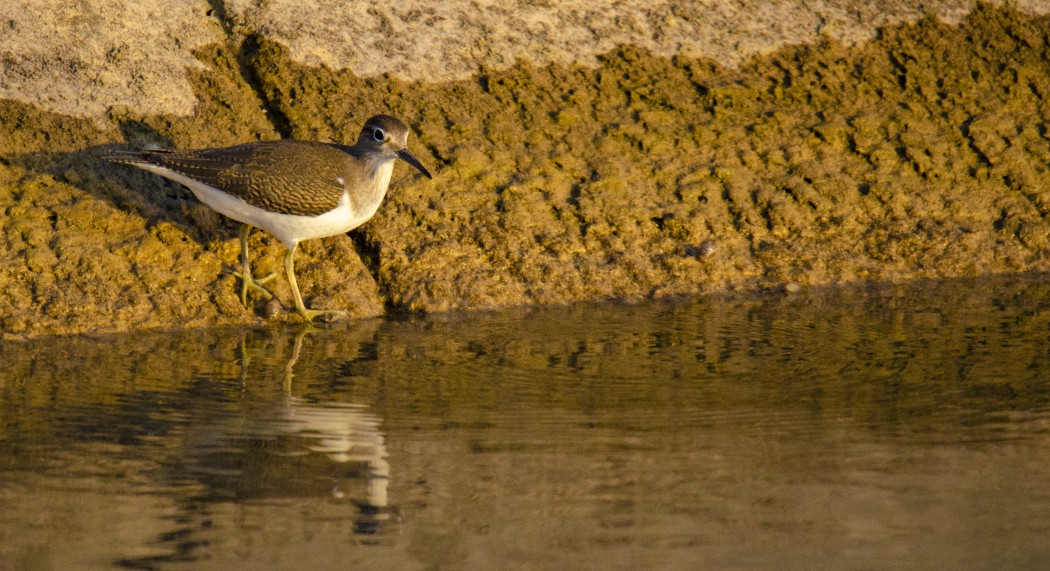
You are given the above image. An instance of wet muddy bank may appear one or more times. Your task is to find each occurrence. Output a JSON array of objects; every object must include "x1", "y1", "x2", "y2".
[{"x1": 1, "y1": 5, "x2": 1049, "y2": 339}]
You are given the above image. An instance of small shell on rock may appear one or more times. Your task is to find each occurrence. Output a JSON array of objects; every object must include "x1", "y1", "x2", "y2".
[
  {"x1": 262, "y1": 297, "x2": 283, "y2": 319},
  {"x1": 686, "y1": 241, "x2": 717, "y2": 261},
  {"x1": 697, "y1": 241, "x2": 717, "y2": 259}
]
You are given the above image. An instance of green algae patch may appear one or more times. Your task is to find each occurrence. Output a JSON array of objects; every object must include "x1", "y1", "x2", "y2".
[
  {"x1": 244, "y1": 5, "x2": 1049, "y2": 313},
  {"x1": 2, "y1": 5, "x2": 1050, "y2": 338}
]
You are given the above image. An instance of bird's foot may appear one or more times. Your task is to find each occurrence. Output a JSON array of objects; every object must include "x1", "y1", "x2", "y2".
[
  {"x1": 298, "y1": 307, "x2": 349, "y2": 322},
  {"x1": 232, "y1": 270, "x2": 276, "y2": 306}
]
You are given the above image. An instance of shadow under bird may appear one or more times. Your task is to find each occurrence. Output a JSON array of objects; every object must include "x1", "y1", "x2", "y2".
[{"x1": 103, "y1": 114, "x2": 432, "y2": 321}]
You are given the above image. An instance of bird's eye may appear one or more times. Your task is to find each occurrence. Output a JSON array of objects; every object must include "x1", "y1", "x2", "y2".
[{"x1": 373, "y1": 127, "x2": 386, "y2": 142}]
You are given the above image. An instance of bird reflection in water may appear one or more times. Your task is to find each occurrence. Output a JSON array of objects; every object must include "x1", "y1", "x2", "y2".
[{"x1": 185, "y1": 324, "x2": 391, "y2": 536}]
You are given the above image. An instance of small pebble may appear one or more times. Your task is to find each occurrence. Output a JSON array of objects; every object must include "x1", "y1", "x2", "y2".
[
  {"x1": 782, "y1": 282, "x2": 802, "y2": 294},
  {"x1": 262, "y1": 297, "x2": 283, "y2": 319}
]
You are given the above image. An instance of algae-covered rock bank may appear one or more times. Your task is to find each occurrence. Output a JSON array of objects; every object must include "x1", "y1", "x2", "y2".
[{"x1": 1, "y1": 2, "x2": 1049, "y2": 339}]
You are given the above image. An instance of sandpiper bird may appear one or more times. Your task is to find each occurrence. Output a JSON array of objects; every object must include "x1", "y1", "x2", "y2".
[{"x1": 104, "y1": 114, "x2": 432, "y2": 321}]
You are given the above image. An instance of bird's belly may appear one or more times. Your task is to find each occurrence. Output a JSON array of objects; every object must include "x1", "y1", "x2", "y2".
[
  {"x1": 238, "y1": 195, "x2": 365, "y2": 246},
  {"x1": 139, "y1": 164, "x2": 377, "y2": 247}
]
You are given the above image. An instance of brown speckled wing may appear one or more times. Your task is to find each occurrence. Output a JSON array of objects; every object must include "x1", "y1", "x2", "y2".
[{"x1": 141, "y1": 140, "x2": 351, "y2": 217}]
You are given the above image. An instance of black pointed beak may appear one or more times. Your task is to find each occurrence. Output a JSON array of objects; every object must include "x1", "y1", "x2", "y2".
[{"x1": 396, "y1": 149, "x2": 432, "y2": 179}]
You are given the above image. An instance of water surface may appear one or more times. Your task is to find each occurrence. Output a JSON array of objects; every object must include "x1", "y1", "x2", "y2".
[{"x1": 2, "y1": 276, "x2": 1050, "y2": 570}]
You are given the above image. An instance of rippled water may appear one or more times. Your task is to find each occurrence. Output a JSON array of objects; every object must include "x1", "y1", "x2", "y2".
[{"x1": 2, "y1": 276, "x2": 1050, "y2": 570}]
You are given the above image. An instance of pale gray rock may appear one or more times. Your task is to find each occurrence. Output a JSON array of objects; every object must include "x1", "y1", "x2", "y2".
[
  {"x1": 1, "y1": 0, "x2": 1047, "y2": 121},
  {"x1": 0, "y1": 0, "x2": 222, "y2": 121}
]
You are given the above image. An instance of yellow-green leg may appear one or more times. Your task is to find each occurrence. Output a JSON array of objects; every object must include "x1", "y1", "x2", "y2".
[
  {"x1": 231, "y1": 224, "x2": 276, "y2": 306},
  {"x1": 284, "y1": 243, "x2": 348, "y2": 321}
]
